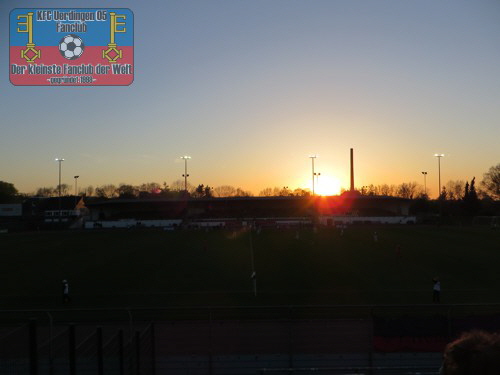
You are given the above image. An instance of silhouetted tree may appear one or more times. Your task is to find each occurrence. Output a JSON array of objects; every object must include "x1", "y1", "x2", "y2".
[
  {"x1": 191, "y1": 184, "x2": 213, "y2": 198},
  {"x1": 56, "y1": 184, "x2": 70, "y2": 196},
  {"x1": 258, "y1": 187, "x2": 273, "y2": 197},
  {"x1": 139, "y1": 182, "x2": 162, "y2": 194},
  {"x1": 365, "y1": 184, "x2": 377, "y2": 196},
  {"x1": 0, "y1": 181, "x2": 18, "y2": 203},
  {"x1": 214, "y1": 185, "x2": 237, "y2": 197},
  {"x1": 171, "y1": 179, "x2": 192, "y2": 192},
  {"x1": 35, "y1": 187, "x2": 56, "y2": 197},
  {"x1": 292, "y1": 188, "x2": 311, "y2": 197},
  {"x1": 117, "y1": 184, "x2": 138, "y2": 198},
  {"x1": 462, "y1": 177, "x2": 480, "y2": 216},
  {"x1": 379, "y1": 184, "x2": 397, "y2": 196},
  {"x1": 439, "y1": 186, "x2": 447, "y2": 201},
  {"x1": 481, "y1": 163, "x2": 500, "y2": 200},
  {"x1": 36, "y1": 184, "x2": 71, "y2": 196},
  {"x1": 95, "y1": 184, "x2": 118, "y2": 198},
  {"x1": 359, "y1": 185, "x2": 386, "y2": 196},
  {"x1": 234, "y1": 188, "x2": 253, "y2": 197},
  {"x1": 83, "y1": 185, "x2": 94, "y2": 196},
  {"x1": 278, "y1": 186, "x2": 292, "y2": 196},
  {"x1": 397, "y1": 182, "x2": 419, "y2": 199},
  {"x1": 446, "y1": 180, "x2": 465, "y2": 200}
]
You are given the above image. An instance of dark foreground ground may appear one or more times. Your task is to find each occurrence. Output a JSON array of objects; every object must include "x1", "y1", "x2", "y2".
[{"x1": 2, "y1": 224, "x2": 498, "y2": 374}]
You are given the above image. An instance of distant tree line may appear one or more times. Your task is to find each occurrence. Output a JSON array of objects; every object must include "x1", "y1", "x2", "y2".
[
  {"x1": 355, "y1": 179, "x2": 489, "y2": 201},
  {"x1": 31, "y1": 180, "x2": 253, "y2": 199},
  {"x1": 355, "y1": 182, "x2": 424, "y2": 199},
  {"x1": 2, "y1": 163, "x2": 500, "y2": 204}
]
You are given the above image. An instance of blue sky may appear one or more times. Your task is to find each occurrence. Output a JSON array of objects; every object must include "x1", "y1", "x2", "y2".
[{"x1": 1, "y1": 0, "x2": 499, "y2": 196}]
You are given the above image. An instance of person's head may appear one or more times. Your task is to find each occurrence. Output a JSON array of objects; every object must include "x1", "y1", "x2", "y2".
[{"x1": 441, "y1": 330, "x2": 500, "y2": 375}]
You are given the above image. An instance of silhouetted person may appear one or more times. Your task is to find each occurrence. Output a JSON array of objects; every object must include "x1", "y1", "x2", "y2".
[
  {"x1": 441, "y1": 330, "x2": 500, "y2": 375},
  {"x1": 433, "y1": 277, "x2": 441, "y2": 303},
  {"x1": 62, "y1": 279, "x2": 70, "y2": 303}
]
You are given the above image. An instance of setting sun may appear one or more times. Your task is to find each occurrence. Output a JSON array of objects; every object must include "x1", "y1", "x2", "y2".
[
  {"x1": 305, "y1": 175, "x2": 342, "y2": 196},
  {"x1": 317, "y1": 175, "x2": 342, "y2": 196}
]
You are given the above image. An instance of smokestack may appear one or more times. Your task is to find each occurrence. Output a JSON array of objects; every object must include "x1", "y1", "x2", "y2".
[{"x1": 350, "y1": 148, "x2": 354, "y2": 191}]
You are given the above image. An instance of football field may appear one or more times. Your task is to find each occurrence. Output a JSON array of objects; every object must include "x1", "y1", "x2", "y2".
[{"x1": 0, "y1": 225, "x2": 499, "y2": 312}]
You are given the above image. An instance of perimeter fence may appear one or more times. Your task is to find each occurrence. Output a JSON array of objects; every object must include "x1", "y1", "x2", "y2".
[
  {"x1": 0, "y1": 319, "x2": 154, "y2": 375},
  {"x1": 1, "y1": 304, "x2": 500, "y2": 375}
]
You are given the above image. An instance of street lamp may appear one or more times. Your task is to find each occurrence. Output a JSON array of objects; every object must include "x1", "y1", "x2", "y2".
[
  {"x1": 434, "y1": 154, "x2": 444, "y2": 198},
  {"x1": 74, "y1": 175, "x2": 79, "y2": 196},
  {"x1": 180, "y1": 155, "x2": 191, "y2": 192},
  {"x1": 421, "y1": 171, "x2": 427, "y2": 197},
  {"x1": 55, "y1": 158, "x2": 64, "y2": 222},
  {"x1": 309, "y1": 155, "x2": 317, "y2": 195}
]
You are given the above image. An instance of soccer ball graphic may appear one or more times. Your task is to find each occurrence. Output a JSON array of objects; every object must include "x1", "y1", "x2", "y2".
[{"x1": 59, "y1": 34, "x2": 85, "y2": 60}]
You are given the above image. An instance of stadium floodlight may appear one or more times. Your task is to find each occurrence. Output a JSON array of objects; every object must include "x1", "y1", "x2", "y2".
[
  {"x1": 421, "y1": 171, "x2": 427, "y2": 196},
  {"x1": 309, "y1": 155, "x2": 318, "y2": 195},
  {"x1": 74, "y1": 175, "x2": 79, "y2": 196},
  {"x1": 434, "y1": 154, "x2": 444, "y2": 198},
  {"x1": 55, "y1": 158, "x2": 65, "y2": 196},
  {"x1": 55, "y1": 158, "x2": 64, "y2": 222},
  {"x1": 181, "y1": 155, "x2": 191, "y2": 192}
]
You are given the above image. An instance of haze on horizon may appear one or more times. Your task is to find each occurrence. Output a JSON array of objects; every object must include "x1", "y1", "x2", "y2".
[{"x1": 1, "y1": 0, "x2": 499, "y2": 198}]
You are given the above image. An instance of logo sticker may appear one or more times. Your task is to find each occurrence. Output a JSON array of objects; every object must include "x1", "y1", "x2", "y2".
[{"x1": 10, "y1": 8, "x2": 134, "y2": 86}]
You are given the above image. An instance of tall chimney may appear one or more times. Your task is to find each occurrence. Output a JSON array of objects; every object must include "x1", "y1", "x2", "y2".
[{"x1": 350, "y1": 148, "x2": 354, "y2": 191}]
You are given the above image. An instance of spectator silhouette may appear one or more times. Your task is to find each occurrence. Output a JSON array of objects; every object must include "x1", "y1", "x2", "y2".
[
  {"x1": 433, "y1": 277, "x2": 441, "y2": 303},
  {"x1": 441, "y1": 330, "x2": 500, "y2": 374},
  {"x1": 62, "y1": 279, "x2": 70, "y2": 303}
]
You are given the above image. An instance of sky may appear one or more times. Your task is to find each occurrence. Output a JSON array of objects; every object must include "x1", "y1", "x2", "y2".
[{"x1": 1, "y1": 0, "x2": 499, "y2": 197}]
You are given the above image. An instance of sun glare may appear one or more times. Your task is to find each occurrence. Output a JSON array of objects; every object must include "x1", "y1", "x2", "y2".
[
  {"x1": 317, "y1": 175, "x2": 341, "y2": 196},
  {"x1": 305, "y1": 175, "x2": 341, "y2": 196}
]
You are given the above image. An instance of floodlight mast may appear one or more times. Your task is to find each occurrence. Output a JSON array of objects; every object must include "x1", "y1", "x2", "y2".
[
  {"x1": 181, "y1": 156, "x2": 191, "y2": 192},
  {"x1": 309, "y1": 155, "x2": 317, "y2": 195},
  {"x1": 434, "y1": 154, "x2": 444, "y2": 198},
  {"x1": 55, "y1": 158, "x2": 64, "y2": 222},
  {"x1": 421, "y1": 171, "x2": 427, "y2": 196},
  {"x1": 74, "y1": 175, "x2": 79, "y2": 196}
]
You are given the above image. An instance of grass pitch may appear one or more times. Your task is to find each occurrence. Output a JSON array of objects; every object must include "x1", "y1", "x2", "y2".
[{"x1": 0, "y1": 225, "x2": 499, "y2": 311}]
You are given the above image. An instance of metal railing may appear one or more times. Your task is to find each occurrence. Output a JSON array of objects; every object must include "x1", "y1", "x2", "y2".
[{"x1": 1, "y1": 304, "x2": 499, "y2": 375}]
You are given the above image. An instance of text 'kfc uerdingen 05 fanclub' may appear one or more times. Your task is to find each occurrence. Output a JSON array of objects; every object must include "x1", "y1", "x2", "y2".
[{"x1": 10, "y1": 8, "x2": 134, "y2": 86}]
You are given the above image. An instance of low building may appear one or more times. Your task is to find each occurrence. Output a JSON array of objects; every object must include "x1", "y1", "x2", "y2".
[
  {"x1": 84, "y1": 194, "x2": 414, "y2": 229},
  {"x1": 0, "y1": 204, "x2": 23, "y2": 217},
  {"x1": 24, "y1": 196, "x2": 87, "y2": 228},
  {"x1": 0, "y1": 203, "x2": 24, "y2": 232}
]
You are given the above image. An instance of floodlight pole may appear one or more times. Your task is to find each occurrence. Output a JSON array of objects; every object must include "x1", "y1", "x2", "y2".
[
  {"x1": 181, "y1": 156, "x2": 191, "y2": 192},
  {"x1": 434, "y1": 154, "x2": 444, "y2": 198},
  {"x1": 421, "y1": 171, "x2": 427, "y2": 197},
  {"x1": 56, "y1": 158, "x2": 64, "y2": 222},
  {"x1": 309, "y1": 155, "x2": 317, "y2": 196},
  {"x1": 74, "y1": 175, "x2": 79, "y2": 196},
  {"x1": 249, "y1": 228, "x2": 257, "y2": 297}
]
